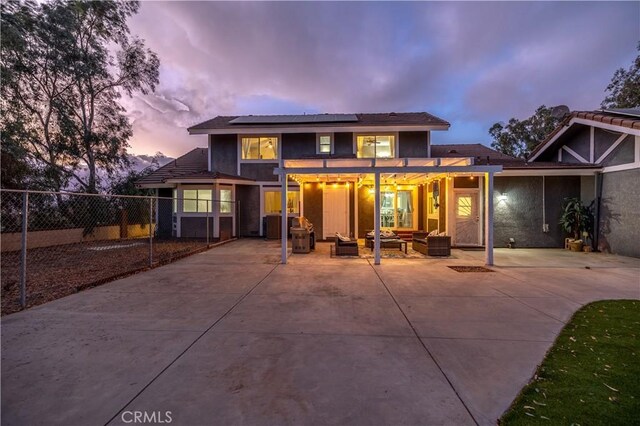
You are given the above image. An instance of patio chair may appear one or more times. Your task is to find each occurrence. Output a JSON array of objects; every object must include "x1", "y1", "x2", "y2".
[
  {"x1": 334, "y1": 234, "x2": 359, "y2": 256},
  {"x1": 412, "y1": 231, "x2": 451, "y2": 256}
]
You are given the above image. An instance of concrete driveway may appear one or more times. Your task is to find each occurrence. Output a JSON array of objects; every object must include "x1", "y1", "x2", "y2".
[{"x1": 2, "y1": 240, "x2": 639, "y2": 425}]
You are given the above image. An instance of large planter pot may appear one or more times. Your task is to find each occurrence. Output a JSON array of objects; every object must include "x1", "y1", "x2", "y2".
[{"x1": 569, "y1": 240, "x2": 584, "y2": 252}]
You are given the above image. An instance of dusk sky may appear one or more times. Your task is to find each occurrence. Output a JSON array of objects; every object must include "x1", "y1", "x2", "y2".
[{"x1": 122, "y1": 1, "x2": 639, "y2": 158}]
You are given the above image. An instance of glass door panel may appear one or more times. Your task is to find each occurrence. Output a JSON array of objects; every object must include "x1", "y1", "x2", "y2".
[
  {"x1": 397, "y1": 190, "x2": 413, "y2": 228},
  {"x1": 380, "y1": 191, "x2": 395, "y2": 228}
]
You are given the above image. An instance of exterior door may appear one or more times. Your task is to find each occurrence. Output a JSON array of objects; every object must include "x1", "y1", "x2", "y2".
[
  {"x1": 454, "y1": 191, "x2": 480, "y2": 246},
  {"x1": 323, "y1": 185, "x2": 349, "y2": 239}
]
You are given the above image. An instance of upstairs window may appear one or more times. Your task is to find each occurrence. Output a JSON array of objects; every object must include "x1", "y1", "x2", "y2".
[
  {"x1": 356, "y1": 135, "x2": 395, "y2": 158},
  {"x1": 241, "y1": 136, "x2": 278, "y2": 160},
  {"x1": 317, "y1": 134, "x2": 333, "y2": 154}
]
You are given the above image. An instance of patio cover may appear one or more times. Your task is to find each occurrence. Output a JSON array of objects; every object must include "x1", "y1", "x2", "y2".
[{"x1": 274, "y1": 158, "x2": 503, "y2": 265}]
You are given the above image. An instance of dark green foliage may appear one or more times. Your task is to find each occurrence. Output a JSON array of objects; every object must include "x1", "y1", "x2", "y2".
[
  {"x1": 559, "y1": 197, "x2": 594, "y2": 241},
  {"x1": 500, "y1": 300, "x2": 640, "y2": 425},
  {"x1": 0, "y1": 0, "x2": 159, "y2": 192},
  {"x1": 489, "y1": 105, "x2": 561, "y2": 159},
  {"x1": 602, "y1": 43, "x2": 640, "y2": 109}
]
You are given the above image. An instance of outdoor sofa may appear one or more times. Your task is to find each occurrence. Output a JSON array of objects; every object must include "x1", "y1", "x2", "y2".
[
  {"x1": 412, "y1": 231, "x2": 451, "y2": 256},
  {"x1": 334, "y1": 234, "x2": 359, "y2": 256}
]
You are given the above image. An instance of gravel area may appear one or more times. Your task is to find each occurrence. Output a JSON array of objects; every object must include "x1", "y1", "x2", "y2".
[{"x1": 1, "y1": 239, "x2": 210, "y2": 315}]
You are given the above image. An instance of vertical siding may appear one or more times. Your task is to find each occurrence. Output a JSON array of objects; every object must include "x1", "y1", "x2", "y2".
[
  {"x1": 398, "y1": 131, "x2": 429, "y2": 157},
  {"x1": 211, "y1": 134, "x2": 237, "y2": 175},
  {"x1": 282, "y1": 133, "x2": 316, "y2": 159},
  {"x1": 303, "y1": 183, "x2": 323, "y2": 240},
  {"x1": 236, "y1": 184, "x2": 260, "y2": 237}
]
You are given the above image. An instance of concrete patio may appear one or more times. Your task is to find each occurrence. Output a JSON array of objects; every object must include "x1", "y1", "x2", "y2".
[{"x1": 2, "y1": 240, "x2": 639, "y2": 425}]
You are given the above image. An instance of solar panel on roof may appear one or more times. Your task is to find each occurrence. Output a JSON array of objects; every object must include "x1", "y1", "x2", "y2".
[
  {"x1": 229, "y1": 114, "x2": 359, "y2": 125},
  {"x1": 602, "y1": 108, "x2": 640, "y2": 118}
]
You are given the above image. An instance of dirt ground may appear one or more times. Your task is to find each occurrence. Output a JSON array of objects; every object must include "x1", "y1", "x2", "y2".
[{"x1": 1, "y1": 239, "x2": 209, "y2": 315}]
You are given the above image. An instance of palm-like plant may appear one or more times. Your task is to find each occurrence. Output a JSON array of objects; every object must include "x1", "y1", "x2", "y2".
[{"x1": 559, "y1": 198, "x2": 594, "y2": 241}]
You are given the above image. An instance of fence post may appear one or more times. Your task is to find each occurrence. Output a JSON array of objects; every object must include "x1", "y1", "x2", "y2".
[
  {"x1": 19, "y1": 191, "x2": 29, "y2": 308},
  {"x1": 206, "y1": 200, "x2": 210, "y2": 246},
  {"x1": 149, "y1": 196, "x2": 153, "y2": 267}
]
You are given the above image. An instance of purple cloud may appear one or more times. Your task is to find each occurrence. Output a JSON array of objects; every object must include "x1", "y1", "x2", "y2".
[{"x1": 123, "y1": 1, "x2": 639, "y2": 156}]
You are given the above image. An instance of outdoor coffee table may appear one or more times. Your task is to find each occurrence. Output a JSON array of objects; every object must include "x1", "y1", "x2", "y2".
[{"x1": 367, "y1": 238, "x2": 407, "y2": 254}]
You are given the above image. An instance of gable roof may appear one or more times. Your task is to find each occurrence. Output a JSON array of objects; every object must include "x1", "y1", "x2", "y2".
[
  {"x1": 431, "y1": 143, "x2": 596, "y2": 170},
  {"x1": 528, "y1": 109, "x2": 640, "y2": 162},
  {"x1": 188, "y1": 112, "x2": 450, "y2": 133},
  {"x1": 135, "y1": 148, "x2": 253, "y2": 187}
]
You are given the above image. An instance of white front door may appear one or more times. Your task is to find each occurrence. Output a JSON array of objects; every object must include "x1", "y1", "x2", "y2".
[
  {"x1": 454, "y1": 191, "x2": 480, "y2": 246},
  {"x1": 323, "y1": 185, "x2": 349, "y2": 239}
]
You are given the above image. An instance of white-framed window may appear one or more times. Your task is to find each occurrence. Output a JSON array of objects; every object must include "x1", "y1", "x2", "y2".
[
  {"x1": 219, "y1": 188, "x2": 232, "y2": 214},
  {"x1": 356, "y1": 134, "x2": 396, "y2": 158},
  {"x1": 264, "y1": 190, "x2": 300, "y2": 214},
  {"x1": 172, "y1": 189, "x2": 177, "y2": 213},
  {"x1": 241, "y1": 136, "x2": 278, "y2": 160},
  {"x1": 183, "y1": 189, "x2": 212, "y2": 213},
  {"x1": 317, "y1": 133, "x2": 333, "y2": 154}
]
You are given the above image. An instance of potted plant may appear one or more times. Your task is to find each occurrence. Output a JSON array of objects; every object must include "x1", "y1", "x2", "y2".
[{"x1": 559, "y1": 198, "x2": 594, "y2": 252}]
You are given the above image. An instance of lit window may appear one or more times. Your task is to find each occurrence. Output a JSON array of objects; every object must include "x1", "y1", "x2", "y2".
[
  {"x1": 183, "y1": 189, "x2": 212, "y2": 213},
  {"x1": 356, "y1": 135, "x2": 395, "y2": 158},
  {"x1": 241, "y1": 136, "x2": 278, "y2": 160},
  {"x1": 220, "y1": 189, "x2": 232, "y2": 214},
  {"x1": 457, "y1": 196, "x2": 472, "y2": 217},
  {"x1": 264, "y1": 191, "x2": 300, "y2": 214},
  {"x1": 318, "y1": 134, "x2": 332, "y2": 154},
  {"x1": 172, "y1": 189, "x2": 177, "y2": 213}
]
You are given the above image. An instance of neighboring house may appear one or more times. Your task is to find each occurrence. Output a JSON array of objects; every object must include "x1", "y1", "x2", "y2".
[{"x1": 137, "y1": 109, "x2": 640, "y2": 260}]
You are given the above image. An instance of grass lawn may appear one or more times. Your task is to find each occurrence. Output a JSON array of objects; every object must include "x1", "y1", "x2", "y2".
[{"x1": 500, "y1": 300, "x2": 640, "y2": 425}]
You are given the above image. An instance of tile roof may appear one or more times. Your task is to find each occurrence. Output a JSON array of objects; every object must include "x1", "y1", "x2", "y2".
[
  {"x1": 135, "y1": 148, "x2": 253, "y2": 186},
  {"x1": 188, "y1": 112, "x2": 450, "y2": 132},
  {"x1": 431, "y1": 143, "x2": 597, "y2": 169},
  {"x1": 529, "y1": 109, "x2": 640, "y2": 159}
]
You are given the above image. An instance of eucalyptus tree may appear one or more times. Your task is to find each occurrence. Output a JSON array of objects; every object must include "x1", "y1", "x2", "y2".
[{"x1": 1, "y1": 0, "x2": 159, "y2": 193}]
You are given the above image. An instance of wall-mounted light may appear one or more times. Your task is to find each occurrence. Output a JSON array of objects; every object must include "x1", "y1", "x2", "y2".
[{"x1": 498, "y1": 193, "x2": 508, "y2": 202}]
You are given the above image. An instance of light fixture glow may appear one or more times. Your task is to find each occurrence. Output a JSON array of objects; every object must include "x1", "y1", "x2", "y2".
[{"x1": 498, "y1": 193, "x2": 508, "y2": 202}]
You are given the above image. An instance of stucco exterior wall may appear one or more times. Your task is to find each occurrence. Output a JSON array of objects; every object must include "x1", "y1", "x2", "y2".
[
  {"x1": 493, "y1": 176, "x2": 580, "y2": 248},
  {"x1": 598, "y1": 168, "x2": 640, "y2": 257}
]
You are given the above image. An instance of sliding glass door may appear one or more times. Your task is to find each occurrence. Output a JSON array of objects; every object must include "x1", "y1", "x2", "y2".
[{"x1": 379, "y1": 188, "x2": 415, "y2": 230}]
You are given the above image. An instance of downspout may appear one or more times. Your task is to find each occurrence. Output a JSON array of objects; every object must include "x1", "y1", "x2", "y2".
[
  {"x1": 594, "y1": 172, "x2": 603, "y2": 251},
  {"x1": 542, "y1": 176, "x2": 546, "y2": 232}
]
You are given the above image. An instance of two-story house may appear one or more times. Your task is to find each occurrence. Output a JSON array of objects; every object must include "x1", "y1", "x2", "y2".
[{"x1": 137, "y1": 109, "x2": 640, "y2": 263}]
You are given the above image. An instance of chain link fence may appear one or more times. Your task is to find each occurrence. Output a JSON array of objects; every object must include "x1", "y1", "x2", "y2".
[{"x1": 1, "y1": 189, "x2": 236, "y2": 315}]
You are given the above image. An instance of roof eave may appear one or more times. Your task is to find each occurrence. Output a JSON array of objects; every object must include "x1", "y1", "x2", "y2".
[{"x1": 188, "y1": 124, "x2": 450, "y2": 135}]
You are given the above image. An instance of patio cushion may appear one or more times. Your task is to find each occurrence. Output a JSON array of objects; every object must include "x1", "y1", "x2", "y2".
[{"x1": 336, "y1": 232, "x2": 351, "y2": 242}]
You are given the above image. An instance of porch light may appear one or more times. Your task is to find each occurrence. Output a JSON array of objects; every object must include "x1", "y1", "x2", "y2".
[{"x1": 498, "y1": 193, "x2": 508, "y2": 202}]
